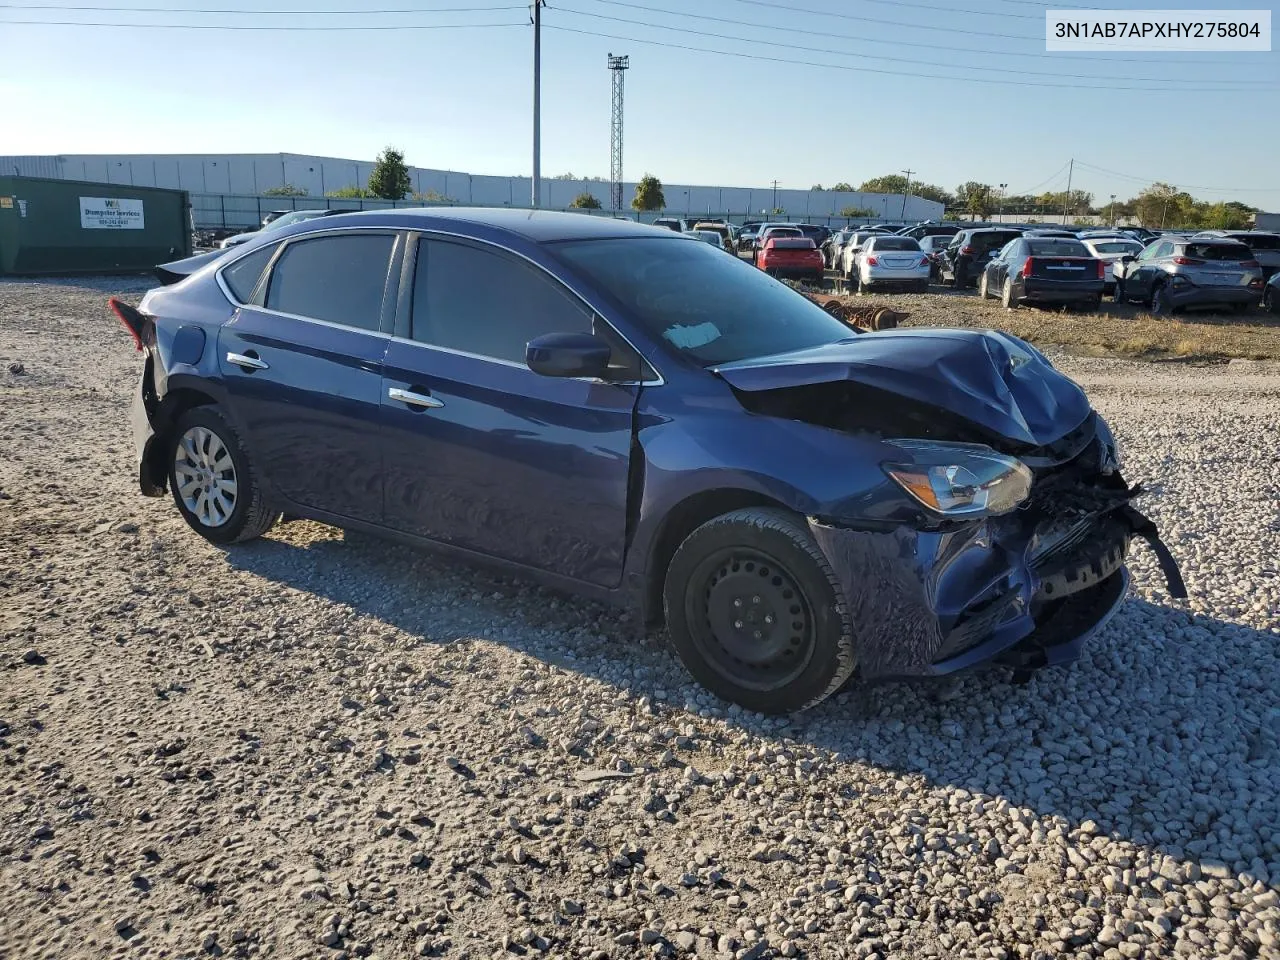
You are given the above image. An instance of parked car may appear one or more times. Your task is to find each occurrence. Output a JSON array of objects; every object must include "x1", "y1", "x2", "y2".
[
  {"x1": 917, "y1": 235, "x2": 953, "y2": 282},
  {"x1": 1193, "y1": 231, "x2": 1280, "y2": 280},
  {"x1": 1112, "y1": 237, "x2": 1264, "y2": 314},
  {"x1": 651, "y1": 217, "x2": 683, "y2": 233},
  {"x1": 756, "y1": 236, "x2": 825, "y2": 280},
  {"x1": 753, "y1": 225, "x2": 803, "y2": 265},
  {"x1": 692, "y1": 221, "x2": 734, "y2": 252},
  {"x1": 978, "y1": 236, "x2": 1106, "y2": 310},
  {"x1": 219, "y1": 208, "x2": 348, "y2": 249},
  {"x1": 852, "y1": 236, "x2": 931, "y2": 293},
  {"x1": 742, "y1": 221, "x2": 796, "y2": 258},
  {"x1": 824, "y1": 228, "x2": 857, "y2": 268},
  {"x1": 838, "y1": 230, "x2": 889, "y2": 278},
  {"x1": 898, "y1": 223, "x2": 960, "y2": 242},
  {"x1": 261, "y1": 210, "x2": 292, "y2": 226},
  {"x1": 115, "y1": 207, "x2": 1183, "y2": 713},
  {"x1": 1079, "y1": 237, "x2": 1145, "y2": 293},
  {"x1": 938, "y1": 227, "x2": 1024, "y2": 288},
  {"x1": 1023, "y1": 229, "x2": 1079, "y2": 240},
  {"x1": 795, "y1": 224, "x2": 830, "y2": 248},
  {"x1": 1265, "y1": 272, "x2": 1280, "y2": 313},
  {"x1": 689, "y1": 229, "x2": 728, "y2": 251}
]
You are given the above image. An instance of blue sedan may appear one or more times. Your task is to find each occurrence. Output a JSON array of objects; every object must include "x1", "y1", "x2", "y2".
[{"x1": 113, "y1": 209, "x2": 1184, "y2": 714}]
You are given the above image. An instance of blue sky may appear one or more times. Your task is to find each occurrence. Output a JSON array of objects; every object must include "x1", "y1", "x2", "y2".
[{"x1": 2, "y1": 0, "x2": 1277, "y2": 207}]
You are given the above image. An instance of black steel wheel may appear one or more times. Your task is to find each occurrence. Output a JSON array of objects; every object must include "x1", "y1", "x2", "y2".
[
  {"x1": 1150, "y1": 283, "x2": 1172, "y2": 316},
  {"x1": 1265, "y1": 287, "x2": 1278, "y2": 314},
  {"x1": 663, "y1": 508, "x2": 854, "y2": 714}
]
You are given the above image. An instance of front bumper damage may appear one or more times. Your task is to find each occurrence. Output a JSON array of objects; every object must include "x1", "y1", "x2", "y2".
[{"x1": 808, "y1": 480, "x2": 1185, "y2": 683}]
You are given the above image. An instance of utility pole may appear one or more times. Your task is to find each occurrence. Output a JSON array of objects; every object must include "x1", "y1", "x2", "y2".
[
  {"x1": 998, "y1": 183, "x2": 1008, "y2": 219},
  {"x1": 608, "y1": 53, "x2": 629, "y2": 211},
  {"x1": 1109, "y1": 194, "x2": 1116, "y2": 226},
  {"x1": 900, "y1": 168, "x2": 915, "y2": 219},
  {"x1": 1061, "y1": 157, "x2": 1074, "y2": 225},
  {"x1": 771, "y1": 179, "x2": 779, "y2": 213},
  {"x1": 531, "y1": 0, "x2": 545, "y2": 208}
]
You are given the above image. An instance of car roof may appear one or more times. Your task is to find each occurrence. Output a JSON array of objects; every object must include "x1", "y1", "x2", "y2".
[{"x1": 263, "y1": 207, "x2": 672, "y2": 242}]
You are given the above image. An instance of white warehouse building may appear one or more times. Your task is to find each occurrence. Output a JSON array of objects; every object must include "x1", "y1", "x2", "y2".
[{"x1": 1, "y1": 153, "x2": 944, "y2": 226}]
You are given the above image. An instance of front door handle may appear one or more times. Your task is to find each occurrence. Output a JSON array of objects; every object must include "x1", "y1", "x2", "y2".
[
  {"x1": 226, "y1": 351, "x2": 269, "y2": 371},
  {"x1": 388, "y1": 387, "x2": 445, "y2": 409}
]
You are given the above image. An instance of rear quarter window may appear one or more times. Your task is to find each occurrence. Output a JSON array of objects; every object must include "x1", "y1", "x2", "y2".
[{"x1": 221, "y1": 243, "x2": 278, "y2": 303}]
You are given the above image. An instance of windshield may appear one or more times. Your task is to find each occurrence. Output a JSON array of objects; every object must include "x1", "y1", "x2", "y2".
[
  {"x1": 870, "y1": 237, "x2": 921, "y2": 251},
  {"x1": 262, "y1": 209, "x2": 328, "y2": 231},
  {"x1": 1088, "y1": 240, "x2": 1142, "y2": 255},
  {"x1": 552, "y1": 238, "x2": 855, "y2": 366},
  {"x1": 1027, "y1": 239, "x2": 1090, "y2": 257}
]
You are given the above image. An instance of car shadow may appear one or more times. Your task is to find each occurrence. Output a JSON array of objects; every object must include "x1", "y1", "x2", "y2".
[{"x1": 225, "y1": 525, "x2": 1278, "y2": 891}]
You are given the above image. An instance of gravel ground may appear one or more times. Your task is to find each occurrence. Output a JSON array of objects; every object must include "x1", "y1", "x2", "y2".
[{"x1": 2, "y1": 277, "x2": 1279, "y2": 960}]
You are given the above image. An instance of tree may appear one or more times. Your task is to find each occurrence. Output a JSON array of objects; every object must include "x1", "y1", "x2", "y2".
[
  {"x1": 263, "y1": 184, "x2": 307, "y2": 197},
  {"x1": 811, "y1": 184, "x2": 825, "y2": 191},
  {"x1": 956, "y1": 182, "x2": 994, "y2": 219},
  {"x1": 832, "y1": 182, "x2": 854, "y2": 192},
  {"x1": 860, "y1": 174, "x2": 954, "y2": 208},
  {"x1": 1132, "y1": 183, "x2": 1183, "y2": 228},
  {"x1": 412, "y1": 189, "x2": 456, "y2": 203},
  {"x1": 368, "y1": 146, "x2": 412, "y2": 201},
  {"x1": 840, "y1": 206, "x2": 875, "y2": 218},
  {"x1": 570, "y1": 192, "x2": 602, "y2": 209},
  {"x1": 553, "y1": 172, "x2": 578, "y2": 180},
  {"x1": 631, "y1": 174, "x2": 665, "y2": 211}
]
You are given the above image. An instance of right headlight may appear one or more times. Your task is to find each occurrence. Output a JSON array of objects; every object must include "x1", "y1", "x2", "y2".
[{"x1": 882, "y1": 440, "x2": 1032, "y2": 517}]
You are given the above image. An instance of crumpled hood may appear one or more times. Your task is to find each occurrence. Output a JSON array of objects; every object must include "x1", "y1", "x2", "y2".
[{"x1": 713, "y1": 328, "x2": 1091, "y2": 447}]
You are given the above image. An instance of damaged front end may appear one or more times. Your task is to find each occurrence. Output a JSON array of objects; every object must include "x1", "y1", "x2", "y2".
[{"x1": 717, "y1": 329, "x2": 1186, "y2": 682}]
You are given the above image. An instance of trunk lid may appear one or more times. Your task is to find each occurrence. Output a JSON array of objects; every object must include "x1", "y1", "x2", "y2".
[
  {"x1": 1029, "y1": 256, "x2": 1095, "y2": 280},
  {"x1": 713, "y1": 329, "x2": 1090, "y2": 447}
]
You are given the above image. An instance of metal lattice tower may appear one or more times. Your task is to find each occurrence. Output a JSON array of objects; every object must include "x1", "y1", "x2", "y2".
[{"x1": 608, "y1": 53, "x2": 629, "y2": 211}]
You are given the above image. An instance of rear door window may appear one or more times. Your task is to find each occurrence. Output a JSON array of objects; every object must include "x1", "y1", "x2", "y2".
[
  {"x1": 412, "y1": 238, "x2": 593, "y2": 364},
  {"x1": 265, "y1": 233, "x2": 395, "y2": 330},
  {"x1": 222, "y1": 243, "x2": 279, "y2": 304}
]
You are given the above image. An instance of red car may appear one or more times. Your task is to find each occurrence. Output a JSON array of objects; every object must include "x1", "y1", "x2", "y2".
[{"x1": 757, "y1": 237, "x2": 824, "y2": 280}]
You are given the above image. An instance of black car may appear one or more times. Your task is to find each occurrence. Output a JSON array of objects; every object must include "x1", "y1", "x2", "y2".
[
  {"x1": 795, "y1": 223, "x2": 830, "y2": 248},
  {"x1": 939, "y1": 227, "x2": 1025, "y2": 289},
  {"x1": 978, "y1": 236, "x2": 1106, "y2": 310},
  {"x1": 1265, "y1": 272, "x2": 1280, "y2": 313},
  {"x1": 651, "y1": 217, "x2": 683, "y2": 232}
]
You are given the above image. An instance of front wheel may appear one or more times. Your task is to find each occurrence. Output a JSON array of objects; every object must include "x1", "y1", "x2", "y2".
[
  {"x1": 167, "y1": 405, "x2": 279, "y2": 545},
  {"x1": 663, "y1": 508, "x2": 855, "y2": 714}
]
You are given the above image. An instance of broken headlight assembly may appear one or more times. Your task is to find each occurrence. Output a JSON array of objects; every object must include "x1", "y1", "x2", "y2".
[{"x1": 882, "y1": 440, "x2": 1033, "y2": 518}]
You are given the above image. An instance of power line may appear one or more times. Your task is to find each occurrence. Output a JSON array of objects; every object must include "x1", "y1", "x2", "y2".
[
  {"x1": 1007, "y1": 161, "x2": 1072, "y2": 197},
  {"x1": 555, "y1": 6, "x2": 1274, "y2": 86},
  {"x1": 1072, "y1": 160, "x2": 1279, "y2": 194},
  {"x1": 544, "y1": 23, "x2": 1274, "y2": 93},
  {"x1": 584, "y1": 0, "x2": 1267, "y2": 68},
  {"x1": 0, "y1": 17, "x2": 524, "y2": 28}
]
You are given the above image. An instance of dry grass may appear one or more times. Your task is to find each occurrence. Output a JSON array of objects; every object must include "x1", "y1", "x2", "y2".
[{"x1": 896, "y1": 293, "x2": 1280, "y2": 361}]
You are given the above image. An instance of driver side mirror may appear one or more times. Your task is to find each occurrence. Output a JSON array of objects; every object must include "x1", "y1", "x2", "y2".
[
  {"x1": 526, "y1": 332, "x2": 611, "y2": 379},
  {"x1": 1120, "y1": 254, "x2": 1136, "y2": 263}
]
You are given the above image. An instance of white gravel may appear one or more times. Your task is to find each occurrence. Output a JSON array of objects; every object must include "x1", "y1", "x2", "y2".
[{"x1": 1, "y1": 277, "x2": 1278, "y2": 960}]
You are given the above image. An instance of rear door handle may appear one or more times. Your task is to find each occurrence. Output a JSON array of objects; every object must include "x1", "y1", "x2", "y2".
[
  {"x1": 226, "y1": 352, "x2": 269, "y2": 371},
  {"x1": 388, "y1": 387, "x2": 445, "y2": 409}
]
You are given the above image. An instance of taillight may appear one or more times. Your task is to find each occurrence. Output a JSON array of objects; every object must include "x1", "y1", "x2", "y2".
[
  {"x1": 1021, "y1": 258, "x2": 1033, "y2": 278},
  {"x1": 866, "y1": 256, "x2": 878, "y2": 266},
  {"x1": 961, "y1": 245, "x2": 975, "y2": 254},
  {"x1": 1097, "y1": 260, "x2": 1106, "y2": 280},
  {"x1": 1172, "y1": 257, "x2": 1203, "y2": 266}
]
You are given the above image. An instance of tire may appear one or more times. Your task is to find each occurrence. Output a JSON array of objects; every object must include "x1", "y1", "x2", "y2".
[
  {"x1": 915, "y1": 281, "x2": 929, "y2": 294},
  {"x1": 1150, "y1": 283, "x2": 1172, "y2": 317},
  {"x1": 977, "y1": 273, "x2": 989, "y2": 300},
  {"x1": 167, "y1": 405, "x2": 279, "y2": 545},
  {"x1": 954, "y1": 263, "x2": 968, "y2": 290},
  {"x1": 1266, "y1": 287, "x2": 1278, "y2": 314},
  {"x1": 663, "y1": 508, "x2": 855, "y2": 715},
  {"x1": 1230, "y1": 301, "x2": 1252, "y2": 314},
  {"x1": 1088, "y1": 296, "x2": 1103, "y2": 313},
  {"x1": 1001, "y1": 278, "x2": 1016, "y2": 310},
  {"x1": 1113, "y1": 281, "x2": 1126, "y2": 304}
]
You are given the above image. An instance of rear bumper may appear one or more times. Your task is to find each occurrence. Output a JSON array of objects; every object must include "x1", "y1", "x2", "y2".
[
  {"x1": 865, "y1": 267, "x2": 930, "y2": 284},
  {"x1": 1167, "y1": 284, "x2": 1261, "y2": 308},
  {"x1": 762, "y1": 264, "x2": 824, "y2": 278},
  {"x1": 1021, "y1": 278, "x2": 1105, "y2": 302},
  {"x1": 131, "y1": 363, "x2": 167, "y2": 497}
]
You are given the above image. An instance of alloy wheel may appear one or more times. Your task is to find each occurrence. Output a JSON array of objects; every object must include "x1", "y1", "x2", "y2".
[{"x1": 173, "y1": 425, "x2": 238, "y2": 527}]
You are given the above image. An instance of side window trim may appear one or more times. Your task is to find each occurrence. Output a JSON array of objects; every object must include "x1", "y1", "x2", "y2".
[
  {"x1": 395, "y1": 230, "x2": 661, "y2": 384},
  {"x1": 253, "y1": 227, "x2": 403, "y2": 335}
]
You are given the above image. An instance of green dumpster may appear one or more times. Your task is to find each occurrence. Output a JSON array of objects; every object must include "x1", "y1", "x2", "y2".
[{"x1": 0, "y1": 175, "x2": 191, "y2": 275}]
